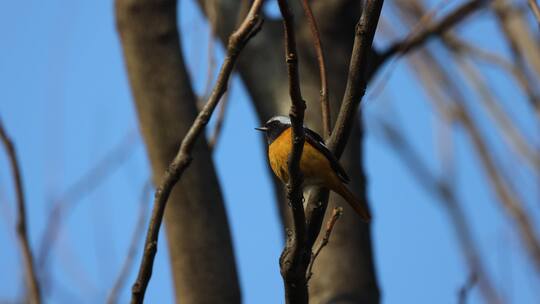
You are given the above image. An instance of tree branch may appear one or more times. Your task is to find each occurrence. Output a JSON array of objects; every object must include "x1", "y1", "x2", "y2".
[
  {"x1": 0, "y1": 118, "x2": 41, "y2": 304},
  {"x1": 299, "y1": 0, "x2": 331, "y2": 137},
  {"x1": 37, "y1": 130, "x2": 137, "y2": 278},
  {"x1": 458, "y1": 272, "x2": 478, "y2": 304},
  {"x1": 376, "y1": 116, "x2": 503, "y2": 303},
  {"x1": 107, "y1": 181, "x2": 151, "y2": 304},
  {"x1": 374, "y1": 0, "x2": 489, "y2": 71},
  {"x1": 411, "y1": 45, "x2": 540, "y2": 277},
  {"x1": 306, "y1": 207, "x2": 342, "y2": 282},
  {"x1": 195, "y1": 1, "x2": 381, "y2": 302},
  {"x1": 445, "y1": 36, "x2": 540, "y2": 118},
  {"x1": 128, "y1": 1, "x2": 264, "y2": 302},
  {"x1": 305, "y1": 0, "x2": 384, "y2": 254},
  {"x1": 276, "y1": 0, "x2": 308, "y2": 303},
  {"x1": 527, "y1": 0, "x2": 540, "y2": 28}
]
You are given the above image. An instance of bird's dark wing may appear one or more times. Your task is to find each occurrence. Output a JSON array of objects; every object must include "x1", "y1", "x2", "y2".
[{"x1": 304, "y1": 127, "x2": 350, "y2": 183}]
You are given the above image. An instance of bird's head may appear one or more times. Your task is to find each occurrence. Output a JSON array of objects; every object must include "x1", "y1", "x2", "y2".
[{"x1": 255, "y1": 115, "x2": 291, "y2": 144}]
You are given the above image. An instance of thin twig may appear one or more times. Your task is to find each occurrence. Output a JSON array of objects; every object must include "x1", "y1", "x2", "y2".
[
  {"x1": 458, "y1": 101, "x2": 540, "y2": 274},
  {"x1": 458, "y1": 272, "x2": 478, "y2": 304},
  {"x1": 494, "y1": 0, "x2": 540, "y2": 99},
  {"x1": 129, "y1": 2, "x2": 264, "y2": 303},
  {"x1": 412, "y1": 46, "x2": 540, "y2": 277},
  {"x1": 107, "y1": 181, "x2": 152, "y2": 304},
  {"x1": 0, "y1": 118, "x2": 41, "y2": 304},
  {"x1": 276, "y1": 0, "x2": 308, "y2": 303},
  {"x1": 299, "y1": 0, "x2": 331, "y2": 137},
  {"x1": 446, "y1": 37, "x2": 540, "y2": 117},
  {"x1": 454, "y1": 55, "x2": 540, "y2": 171},
  {"x1": 306, "y1": 207, "x2": 342, "y2": 281},
  {"x1": 376, "y1": 116, "x2": 503, "y2": 304},
  {"x1": 37, "y1": 130, "x2": 138, "y2": 274},
  {"x1": 527, "y1": 0, "x2": 540, "y2": 27},
  {"x1": 367, "y1": 0, "x2": 451, "y2": 99},
  {"x1": 374, "y1": 0, "x2": 489, "y2": 71}
]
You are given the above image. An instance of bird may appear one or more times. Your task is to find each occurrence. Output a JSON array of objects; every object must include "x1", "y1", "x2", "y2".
[{"x1": 256, "y1": 115, "x2": 371, "y2": 222}]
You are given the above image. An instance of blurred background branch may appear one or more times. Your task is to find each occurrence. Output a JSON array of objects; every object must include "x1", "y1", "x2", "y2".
[{"x1": 0, "y1": 118, "x2": 41, "y2": 304}]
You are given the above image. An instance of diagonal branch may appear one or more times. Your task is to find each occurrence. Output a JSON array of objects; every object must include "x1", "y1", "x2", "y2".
[
  {"x1": 376, "y1": 116, "x2": 503, "y2": 303},
  {"x1": 306, "y1": 207, "x2": 342, "y2": 282},
  {"x1": 527, "y1": 0, "x2": 540, "y2": 28},
  {"x1": 374, "y1": 0, "x2": 489, "y2": 71},
  {"x1": 107, "y1": 181, "x2": 151, "y2": 304},
  {"x1": 328, "y1": 0, "x2": 384, "y2": 157},
  {"x1": 0, "y1": 118, "x2": 41, "y2": 304},
  {"x1": 411, "y1": 46, "x2": 540, "y2": 276},
  {"x1": 129, "y1": 1, "x2": 264, "y2": 302},
  {"x1": 38, "y1": 130, "x2": 137, "y2": 276}
]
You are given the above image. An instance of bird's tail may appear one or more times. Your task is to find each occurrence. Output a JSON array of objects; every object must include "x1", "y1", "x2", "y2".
[{"x1": 334, "y1": 183, "x2": 371, "y2": 222}]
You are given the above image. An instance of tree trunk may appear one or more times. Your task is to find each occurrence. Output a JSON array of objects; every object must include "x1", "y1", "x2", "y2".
[{"x1": 115, "y1": 0, "x2": 241, "y2": 303}]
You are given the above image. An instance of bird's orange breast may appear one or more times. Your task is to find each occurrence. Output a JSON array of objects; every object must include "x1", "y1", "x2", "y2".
[{"x1": 268, "y1": 128, "x2": 340, "y2": 188}]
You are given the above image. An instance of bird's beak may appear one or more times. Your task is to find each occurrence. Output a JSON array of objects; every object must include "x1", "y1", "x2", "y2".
[{"x1": 255, "y1": 127, "x2": 268, "y2": 132}]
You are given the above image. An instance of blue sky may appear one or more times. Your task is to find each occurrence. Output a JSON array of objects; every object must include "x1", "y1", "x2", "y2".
[{"x1": 0, "y1": 0, "x2": 538, "y2": 303}]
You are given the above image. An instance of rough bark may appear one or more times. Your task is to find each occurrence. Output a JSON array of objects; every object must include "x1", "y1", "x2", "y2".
[
  {"x1": 196, "y1": 0, "x2": 381, "y2": 302},
  {"x1": 115, "y1": 0, "x2": 240, "y2": 303}
]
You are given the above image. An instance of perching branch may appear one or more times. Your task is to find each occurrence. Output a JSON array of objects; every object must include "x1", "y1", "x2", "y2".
[
  {"x1": 299, "y1": 0, "x2": 331, "y2": 138},
  {"x1": 276, "y1": 0, "x2": 308, "y2": 303},
  {"x1": 129, "y1": 1, "x2": 264, "y2": 302},
  {"x1": 0, "y1": 118, "x2": 41, "y2": 304}
]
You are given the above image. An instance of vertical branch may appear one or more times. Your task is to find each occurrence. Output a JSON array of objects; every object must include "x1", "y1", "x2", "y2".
[
  {"x1": 299, "y1": 0, "x2": 331, "y2": 137},
  {"x1": 128, "y1": 1, "x2": 264, "y2": 302},
  {"x1": 276, "y1": 0, "x2": 308, "y2": 303},
  {"x1": 0, "y1": 118, "x2": 41, "y2": 304}
]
